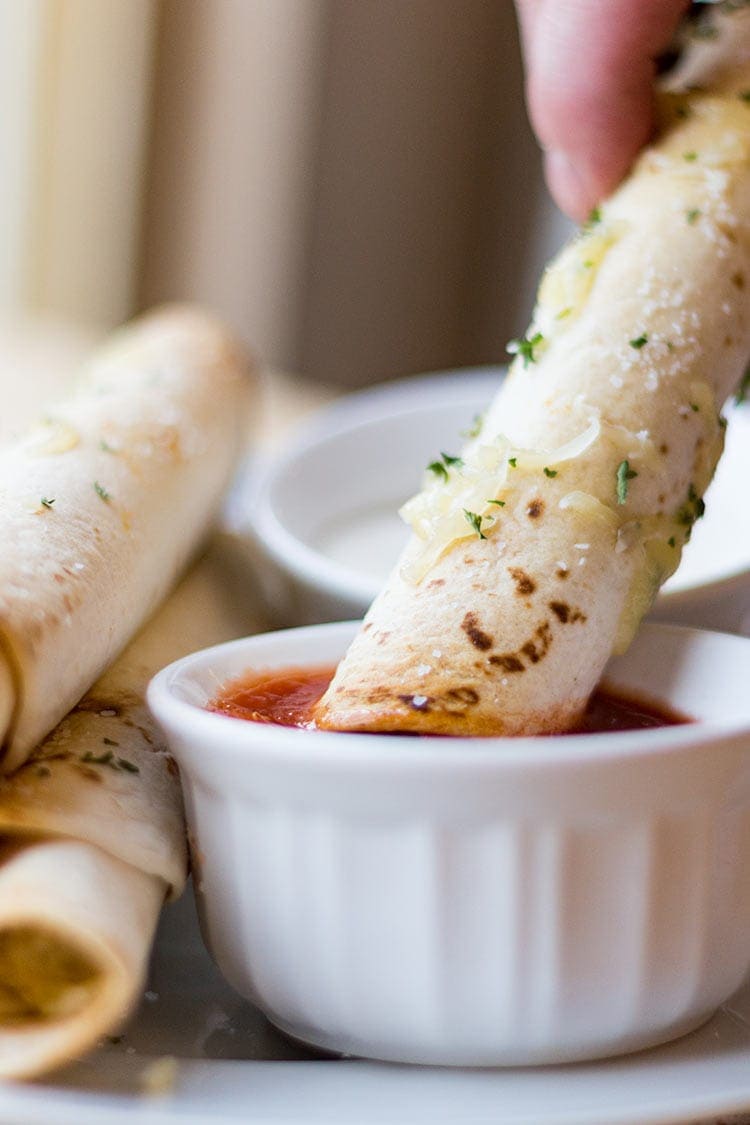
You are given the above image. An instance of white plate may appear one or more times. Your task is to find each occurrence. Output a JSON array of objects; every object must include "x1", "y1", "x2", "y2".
[
  {"x1": 3, "y1": 886, "x2": 750, "y2": 1125},
  {"x1": 248, "y1": 366, "x2": 750, "y2": 631}
]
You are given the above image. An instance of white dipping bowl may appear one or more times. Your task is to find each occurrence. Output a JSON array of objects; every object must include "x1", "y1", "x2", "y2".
[
  {"x1": 148, "y1": 621, "x2": 750, "y2": 1068},
  {"x1": 247, "y1": 367, "x2": 750, "y2": 630}
]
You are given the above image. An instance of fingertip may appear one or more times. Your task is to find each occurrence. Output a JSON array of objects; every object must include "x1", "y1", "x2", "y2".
[{"x1": 544, "y1": 150, "x2": 598, "y2": 223}]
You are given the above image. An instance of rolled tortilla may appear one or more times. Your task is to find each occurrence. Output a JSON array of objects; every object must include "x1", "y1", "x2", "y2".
[
  {"x1": 0, "y1": 540, "x2": 264, "y2": 1079},
  {"x1": 0, "y1": 305, "x2": 251, "y2": 772},
  {"x1": 316, "y1": 7, "x2": 750, "y2": 736}
]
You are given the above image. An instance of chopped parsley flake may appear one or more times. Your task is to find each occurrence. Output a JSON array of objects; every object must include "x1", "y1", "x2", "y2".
[
  {"x1": 629, "y1": 334, "x2": 648, "y2": 350},
  {"x1": 616, "y1": 460, "x2": 638, "y2": 505},
  {"x1": 99, "y1": 439, "x2": 116, "y2": 453},
  {"x1": 582, "y1": 259, "x2": 594, "y2": 269},
  {"x1": 102, "y1": 737, "x2": 120, "y2": 747},
  {"x1": 487, "y1": 499, "x2": 505, "y2": 507},
  {"x1": 506, "y1": 331, "x2": 544, "y2": 367},
  {"x1": 690, "y1": 402, "x2": 700, "y2": 413},
  {"x1": 686, "y1": 209, "x2": 701, "y2": 224},
  {"x1": 461, "y1": 413, "x2": 484, "y2": 439},
  {"x1": 508, "y1": 457, "x2": 518, "y2": 468},
  {"x1": 40, "y1": 497, "x2": 55, "y2": 509},
  {"x1": 463, "y1": 509, "x2": 487, "y2": 539},
  {"x1": 676, "y1": 483, "x2": 706, "y2": 539},
  {"x1": 94, "y1": 481, "x2": 111, "y2": 502},
  {"x1": 80, "y1": 748, "x2": 139, "y2": 774},
  {"x1": 427, "y1": 451, "x2": 464, "y2": 481},
  {"x1": 683, "y1": 151, "x2": 698, "y2": 162},
  {"x1": 82, "y1": 749, "x2": 115, "y2": 767},
  {"x1": 668, "y1": 537, "x2": 676, "y2": 548},
  {"x1": 556, "y1": 307, "x2": 573, "y2": 321},
  {"x1": 735, "y1": 364, "x2": 750, "y2": 405},
  {"x1": 585, "y1": 206, "x2": 601, "y2": 228},
  {"x1": 543, "y1": 467, "x2": 558, "y2": 478}
]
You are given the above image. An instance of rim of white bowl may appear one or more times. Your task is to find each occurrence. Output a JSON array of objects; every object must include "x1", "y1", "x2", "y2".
[
  {"x1": 148, "y1": 621, "x2": 750, "y2": 769},
  {"x1": 248, "y1": 367, "x2": 750, "y2": 612},
  {"x1": 251, "y1": 383, "x2": 495, "y2": 606}
]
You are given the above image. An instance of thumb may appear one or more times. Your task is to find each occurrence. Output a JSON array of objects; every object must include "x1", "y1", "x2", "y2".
[{"x1": 515, "y1": 0, "x2": 690, "y2": 220}]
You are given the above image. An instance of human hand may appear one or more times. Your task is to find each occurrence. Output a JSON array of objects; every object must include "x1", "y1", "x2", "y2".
[{"x1": 514, "y1": 0, "x2": 691, "y2": 221}]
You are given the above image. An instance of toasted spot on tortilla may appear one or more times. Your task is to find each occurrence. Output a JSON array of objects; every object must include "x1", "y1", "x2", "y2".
[
  {"x1": 461, "y1": 612, "x2": 494, "y2": 651},
  {"x1": 509, "y1": 567, "x2": 536, "y2": 596},
  {"x1": 489, "y1": 653, "x2": 524, "y2": 673},
  {"x1": 527, "y1": 498, "x2": 544, "y2": 520}
]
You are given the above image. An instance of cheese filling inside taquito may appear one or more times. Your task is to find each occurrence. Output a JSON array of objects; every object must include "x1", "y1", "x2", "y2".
[
  {"x1": 0, "y1": 305, "x2": 251, "y2": 772},
  {"x1": 316, "y1": 6, "x2": 750, "y2": 736}
]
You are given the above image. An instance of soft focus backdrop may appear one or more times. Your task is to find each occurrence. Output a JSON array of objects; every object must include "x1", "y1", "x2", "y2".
[{"x1": 0, "y1": 0, "x2": 571, "y2": 387}]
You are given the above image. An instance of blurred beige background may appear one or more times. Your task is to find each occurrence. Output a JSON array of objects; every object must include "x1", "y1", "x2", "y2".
[{"x1": 0, "y1": 0, "x2": 571, "y2": 388}]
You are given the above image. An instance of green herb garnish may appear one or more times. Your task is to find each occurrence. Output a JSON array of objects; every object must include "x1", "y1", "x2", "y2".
[
  {"x1": 543, "y1": 467, "x2": 558, "y2": 478},
  {"x1": 683, "y1": 151, "x2": 698, "y2": 162},
  {"x1": 668, "y1": 537, "x2": 676, "y2": 548},
  {"x1": 616, "y1": 460, "x2": 638, "y2": 505},
  {"x1": 427, "y1": 451, "x2": 464, "y2": 481},
  {"x1": 629, "y1": 334, "x2": 648, "y2": 350},
  {"x1": 686, "y1": 209, "x2": 701, "y2": 224},
  {"x1": 102, "y1": 737, "x2": 120, "y2": 747},
  {"x1": 94, "y1": 481, "x2": 111, "y2": 502},
  {"x1": 506, "y1": 331, "x2": 544, "y2": 367},
  {"x1": 690, "y1": 403, "x2": 700, "y2": 412},
  {"x1": 735, "y1": 364, "x2": 750, "y2": 405},
  {"x1": 487, "y1": 499, "x2": 505, "y2": 507},
  {"x1": 463, "y1": 509, "x2": 487, "y2": 540},
  {"x1": 80, "y1": 748, "x2": 139, "y2": 774},
  {"x1": 40, "y1": 497, "x2": 55, "y2": 509},
  {"x1": 585, "y1": 206, "x2": 601, "y2": 228},
  {"x1": 461, "y1": 413, "x2": 484, "y2": 439},
  {"x1": 82, "y1": 749, "x2": 115, "y2": 767},
  {"x1": 508, "y1": 457, "x2": 518, "y2": 468}
]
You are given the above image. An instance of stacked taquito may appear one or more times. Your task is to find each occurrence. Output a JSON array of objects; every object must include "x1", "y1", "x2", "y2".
[
  {"x1": 316, "y1": 6, "x2": 750, "y2": 736},
  {"x1": 0, "y1": 306, "x2": 249, "y2": 771},
  {"x1": 0, "y1": 308, "x2": 253, "y2": 1077}
]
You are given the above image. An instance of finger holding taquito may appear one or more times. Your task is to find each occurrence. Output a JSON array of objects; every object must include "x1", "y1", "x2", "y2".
[
  {"x1": 0, "y1": 305, "x2": 252, "y2": 772},
  {"x1": 0, "y1": 540, "x2": 266, "y2": 1079},
  {"x1": 316, "y1": 7, "x2": 750, "y2": 736}
]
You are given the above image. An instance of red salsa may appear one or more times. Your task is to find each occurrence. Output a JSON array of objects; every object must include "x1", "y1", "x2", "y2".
[{"x1": 207, "y1": 665, "x2": 690, "y2": 734}]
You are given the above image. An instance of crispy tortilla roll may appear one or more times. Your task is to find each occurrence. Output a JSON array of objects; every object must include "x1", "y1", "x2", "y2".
[
  {"x1": 0, "y1": 544, "x2": 262, "y2": 1079},
  {"x1": 0, "y1": 306, "x2": 252, "y2": 772},
  {"x1": 316, "y1": 9, "x2": 750, "y2": 736}
]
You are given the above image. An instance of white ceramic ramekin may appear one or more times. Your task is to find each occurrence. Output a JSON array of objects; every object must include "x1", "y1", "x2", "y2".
[{"x1": 148, "y1": 622, "x2": 750, "y2": 1067}]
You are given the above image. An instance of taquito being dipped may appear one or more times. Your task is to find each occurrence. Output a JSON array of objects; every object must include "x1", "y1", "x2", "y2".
[
  {"x1": 0, "y1": 541, "x2": 261, "y2": 1080},
  {"x1": 316, "y1": 7, "x2": 750, "y2": 736},
  {"x1": 0, "y1": 306, "x2": 251, "y2": 771}
]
